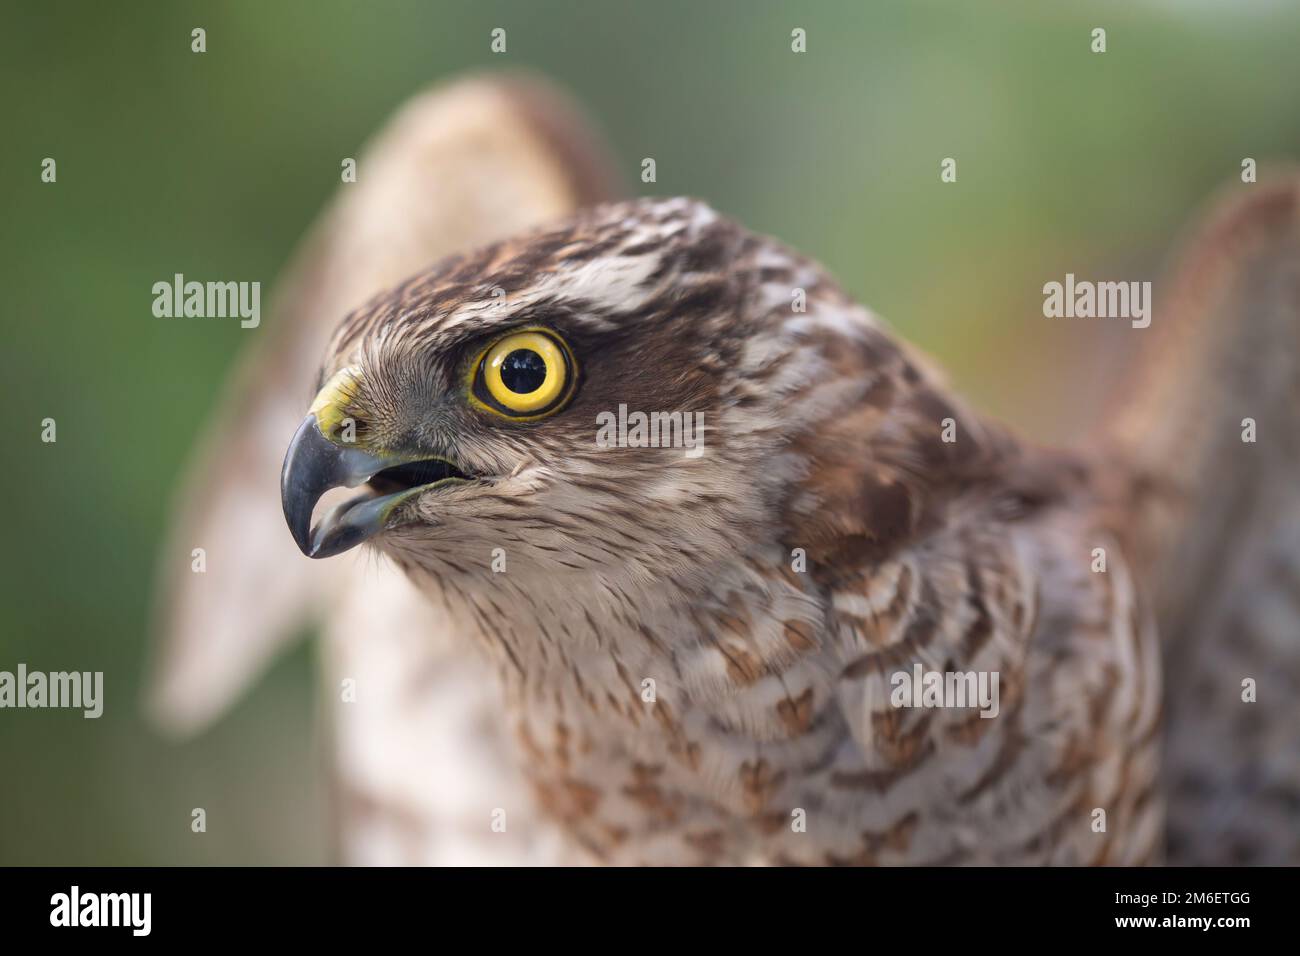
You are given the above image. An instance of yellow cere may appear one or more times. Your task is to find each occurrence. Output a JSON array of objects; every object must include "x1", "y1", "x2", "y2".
[
  {"x1": 309, "y1": 366, "x2": 363, "y2": 441},
  {"x1": 482, "y1": 330, "x2": 567, "y2": 414}
]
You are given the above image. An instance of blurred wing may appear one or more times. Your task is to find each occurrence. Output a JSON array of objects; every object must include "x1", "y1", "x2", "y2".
[
  {"x1": 148, "y1": 74, "x2": 620, "y2": 734},
  {"x1": 1101, "y1": 174, "x2": 1300, "y2": 863}
]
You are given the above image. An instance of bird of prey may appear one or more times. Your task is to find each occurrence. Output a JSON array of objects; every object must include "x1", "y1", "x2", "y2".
[{"x1": 151, "y1": 76, "x2": 1300, "y2": 865}]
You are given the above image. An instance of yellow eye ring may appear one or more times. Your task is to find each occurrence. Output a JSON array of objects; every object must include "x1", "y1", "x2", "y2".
[{"x1": 469, "y1": 328, "x2": 577, "y2": 420}]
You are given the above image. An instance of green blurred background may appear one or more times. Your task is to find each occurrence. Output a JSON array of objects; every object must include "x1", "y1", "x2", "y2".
[{"x1": 2, "y1": 0, "x2": 1298, "y2": 864}]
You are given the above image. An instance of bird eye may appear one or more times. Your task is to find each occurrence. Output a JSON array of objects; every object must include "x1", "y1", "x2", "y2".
[{"x1": 470, "y1": 328, "x2": 576, "y2": 419}]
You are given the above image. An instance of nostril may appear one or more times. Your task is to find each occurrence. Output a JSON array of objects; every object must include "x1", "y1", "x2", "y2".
[{"x1": 326, "y1": 415, "x2": 366, "y2": 445}]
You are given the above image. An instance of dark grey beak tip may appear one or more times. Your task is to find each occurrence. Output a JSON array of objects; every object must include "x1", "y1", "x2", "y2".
[
  {"x1": 280, "y1": 415, "x2": 337, "y2": 559},
  {"x1": 281, "y1": 414, "x2": 395, "y2": 559},
  {"x1": 310, "y1": 522, "x2": 371, "y2": 560}
]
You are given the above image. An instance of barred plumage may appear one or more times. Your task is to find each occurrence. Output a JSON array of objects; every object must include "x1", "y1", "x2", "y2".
[{"x1": 152, "y1": 78, "x2": 1299, "y2": 866}]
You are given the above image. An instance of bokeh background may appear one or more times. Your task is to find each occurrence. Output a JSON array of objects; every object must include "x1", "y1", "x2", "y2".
[{"x1": 3, "y1": 0, "x2": 1299, "y2": 864}]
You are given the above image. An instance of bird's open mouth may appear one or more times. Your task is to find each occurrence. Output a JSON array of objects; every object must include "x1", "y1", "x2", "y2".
[
  {"x1": 366, "y1": 458, "x2": 469, "y2": 496},
  {"x1": 281, "y1": 414, "x2": 473, "y2": 559}
]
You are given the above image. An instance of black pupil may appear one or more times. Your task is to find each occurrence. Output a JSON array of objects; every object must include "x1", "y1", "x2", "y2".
[{"x1": 500, "y1": 349, "x2": 548, "y2": 394}]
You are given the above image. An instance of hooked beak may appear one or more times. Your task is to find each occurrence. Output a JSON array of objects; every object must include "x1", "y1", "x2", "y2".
[{"x1": 280, "y1": 415, "x2": 469, "y2": 559}]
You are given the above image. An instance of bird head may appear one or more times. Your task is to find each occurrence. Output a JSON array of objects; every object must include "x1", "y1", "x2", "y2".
[{"x1": 280, "y1": 197, "x2": 931, "y2": 593}]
